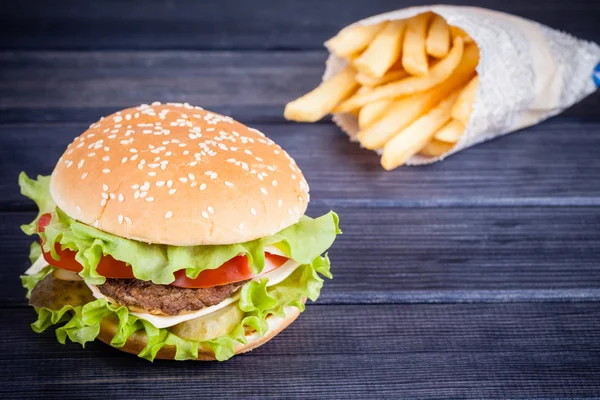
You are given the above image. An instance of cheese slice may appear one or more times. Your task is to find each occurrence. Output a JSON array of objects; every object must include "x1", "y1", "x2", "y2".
[{"x1": 87, "y1": 259, "x2": 301, "y2": 329}]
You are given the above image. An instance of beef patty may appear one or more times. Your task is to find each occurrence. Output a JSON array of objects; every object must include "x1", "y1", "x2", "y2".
[{"x1": 97, "y1": 278, "x2": 248, "y2": 316}]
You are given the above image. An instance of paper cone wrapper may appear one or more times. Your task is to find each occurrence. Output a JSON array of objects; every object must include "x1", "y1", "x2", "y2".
[{"x1": 325, "y1": 5, "x2": 600, "y2": 165}]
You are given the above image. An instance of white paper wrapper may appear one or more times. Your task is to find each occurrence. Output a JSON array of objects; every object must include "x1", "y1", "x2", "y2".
[{"x1": 324, "y1": 5, "x2": 600, "y2": 165}]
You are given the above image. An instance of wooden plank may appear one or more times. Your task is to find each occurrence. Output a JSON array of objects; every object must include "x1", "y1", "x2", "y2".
[
  {"x1": 1, "y1": 0, "x2": 598, "y2": 50},
  {"x1": 3, "y1": 206, "x2": 600, "y2": 306},
  {"x1": 1, "y1": 303, "x2": 599, "y2": 398},
  {"x1": 2, "y1": 120, "x2": 600, "y2": 209},
  {"x1": 1, "y1": 51, "x2": 598, "y2": 123}
]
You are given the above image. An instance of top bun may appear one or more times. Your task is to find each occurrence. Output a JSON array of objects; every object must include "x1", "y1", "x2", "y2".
[{"x1": 50, "y1": 103, "x2": 309, "y2": 246}]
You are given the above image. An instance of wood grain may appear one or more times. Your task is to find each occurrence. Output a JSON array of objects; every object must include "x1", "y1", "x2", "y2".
[
  {"x1": 1, "y1": 0, "x2": 598, "y2": 50},
  {"x1": 2, "y1": 120, "x2": 600, "y2": 209},
  {"x1": 1, "y1": 303, "x2": 599, "y2": 398},
  {"x1": 3, "y1": 206, "x2": 600, "y2": 306},
  {"x1": 0, "y1": 51, "x2": 598, "y2": 123}
]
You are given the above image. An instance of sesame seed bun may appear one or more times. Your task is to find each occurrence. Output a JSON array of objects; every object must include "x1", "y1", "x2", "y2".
[
  {"x1": 50, "y1": 103, "x2": 309, "y2": 246},
  {"x1": 96, "y1": 304, "x2": 303, "y2": 360}
]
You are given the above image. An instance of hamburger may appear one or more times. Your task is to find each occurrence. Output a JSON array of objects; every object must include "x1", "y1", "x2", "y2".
[{"x1": 19, "y1": 102, "x2": 340, "y2": 361}]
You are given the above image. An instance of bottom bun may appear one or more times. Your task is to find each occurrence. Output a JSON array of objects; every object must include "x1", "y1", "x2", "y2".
[{"x1": 96, "y1": 305, "x2": 303, "y2": 361}]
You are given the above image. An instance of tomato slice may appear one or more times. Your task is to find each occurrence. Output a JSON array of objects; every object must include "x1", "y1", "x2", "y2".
[{"x1": 37, "y1": 213, "x2": 288, "y2": 288}]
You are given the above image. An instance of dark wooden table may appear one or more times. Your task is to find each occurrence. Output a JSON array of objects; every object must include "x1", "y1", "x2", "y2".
[{"x1": 1, "y1": 1, "x2": 599, "y2": 398}]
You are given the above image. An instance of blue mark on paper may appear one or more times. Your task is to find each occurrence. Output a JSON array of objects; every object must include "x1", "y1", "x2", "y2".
[{"x1": 594, "y1": 63, "x2": 600, "y2": 87}]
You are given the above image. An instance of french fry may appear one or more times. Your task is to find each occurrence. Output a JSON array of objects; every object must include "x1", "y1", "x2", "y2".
[
  {"x1": 284, "y1": 66, "x2": 359, "y2": 122},
  {"x1": 426, "y1": 14, "x2": 450, "y2": 58},
  {"x1": 335, "y1": 37, "x2": 466, "y2": 112},
  {"x1": 353, "y1": 20, "x2": 406, "y2": 78},
  {"x1": 326, "y1": 22, "x2": 387, "y2": 58},
  {"x1": 402, "y1": 13, "x2": 433, "y2": 76},
  {"x1": 381, "y1": 91, "x2": 460, "y2": 170},
  {"x1": 451, "y1": 75, "x2": 479, "y2": 125},
  {"x1": 419, "y1": 139, "x2": 455, "y2": 157},
  {"x1": 358, "y1": 99, "x2": 392, "y2": 129},
  {"x1": 450, "y1": 26, "x2": 474, "y2": 44},
  {"x1": 433, "y1": 119, "x2": 465, "y2": 143},
  {"x1": 357, "y1": 43, "x2": 479, "y2": 149},
  {"x1": 356, "y1": 68, "x2": 408, "y2": 87}
]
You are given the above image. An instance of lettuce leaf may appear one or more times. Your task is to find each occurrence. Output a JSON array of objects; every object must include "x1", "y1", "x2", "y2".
[
  {"x1": 19, "y1": 173, "x2": 340, "y2": 285},
  {"x1": 19, "y1": 173, "x2": 55, "y2": 235},
  {"x1": 29, "y1": 241, "x2": 42, "y2": 264},
  {"x1": 25, "y1": 255, "x2": 331, "y2": 361}
]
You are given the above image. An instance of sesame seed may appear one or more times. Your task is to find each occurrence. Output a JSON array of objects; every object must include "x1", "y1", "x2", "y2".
[
  {"x1": 190, "y1": 181, "x2": 198, "y2": 187},
  {"x1": 118, "y1": 215, "x2": 124, "y2": 224},
  {"x1": 225, "y1": 181, "x2": 234, "y2": 187},
  {"x1": 140, "y1": 191, "x2": 147, "y2": 198},
  {"x1": 148, "y1": 171, "x2": 156, "y2": 176},
  {"x1": 167, "y1": 180, "x2": 173, "y2": 188},
  {"x1": 131, "y1": 184, "x2": 140, "y2": 189},
  {"x1": 261, "y1": 188, "x2": 268, "y2": 195},
  {"x1": 278, "y1": 199, "x2": 283, "y2": 207},
  {"x1": 210, "y1": 173, "x2": 217, "y2": 179},
  {"x1": 156, "y1": 181, "x2": 165, "y2": 187},
  {"x1": 88, "y1": 152, "x2": 96, "y2": 157},
  {"x1": 109, "y1": 193, "x2": 116, "y2": 199},
  {"x1": 125, "y1": 216, "x2": 132, "y2": 224},
  {"x1": 199, "y1": 183, "x2": 207, "y2": 191},
  {"x1": 118, "y1": 194, "x2": 124, "y2": 202},
  {"x1": 207, "y1": 206, "x2": 214, "y2": 214},
  {"x1": 298, "y1": 195, "x2": 303, "y2": 203},
  {"x1": 81, "y1": 172, "x2": 88, "y2": 180},
  {"x1": 179, "y1": 177, "x2": 188, "y2": 183},
  {"x1": 134, "y1": 190, "x2": 140, "y2": 199},
  {"x1": 100, "y1": 199, "x2": 107, "y2": 207},
  {"x1": 188, "y1": 173, "x2": 195, "y2": 180},
  {"x1": 201, "y1": 211, "x2": 209, "y2": 219},
  {"x1": 146, "y1": 197, "x2": 154, "y2": 202},
  {"x1": 164, "y1": 211, "x2": 173, "y2": 219},
  {"x1": 251, "y1": 208, "x2": 257, "y2": 216},
  {"x1": 121, "y1": 157, "x2": 128, "y2": 163},
  {"x1": 130, "y1": 154, "x2": 139, "y2": 161},
  {"x1": 102, "y1": 168, "x2": 110, "y2": 174},
  {"x1": 256, "y1": 157, "x2": 263, "y2": 162},
  {"x1": 239, "y1": 222, "x2": 245, "y2": 230},
  {"x1": 169, "y1": 188, "x2": 177, "y2": 194},
  {"x1": 292, "y1": 174, "x2": 297, "y2": 180},
  {"x1": 244, "y1": 149, "x2": 252, "y2": 155},
  {"x1": 78, "y1": 160, "x2": 85, "y2": 169},
  {"x1": 272, "y1": 180, "x2": 278, "y2": 187},
  {"x1": 102, "y1": 184, "x2": 109, "y2": 191}
]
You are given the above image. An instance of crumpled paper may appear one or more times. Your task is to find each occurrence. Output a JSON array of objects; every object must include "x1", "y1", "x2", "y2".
[{"x1": 324, "y1": 5, "x2": 600, "y2": 165}]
